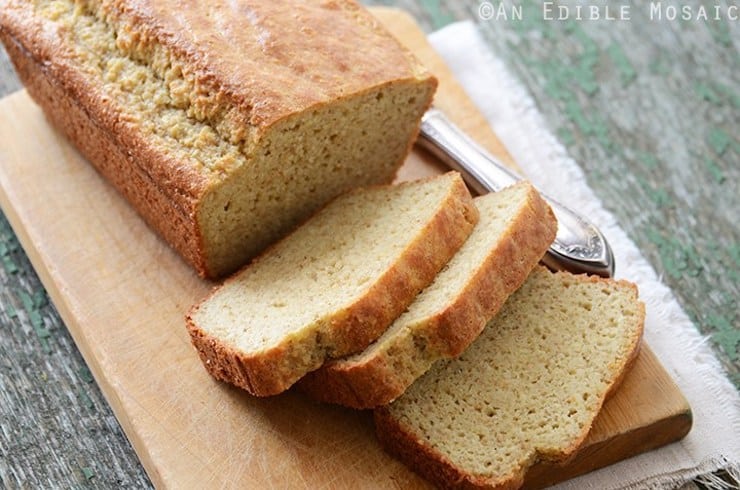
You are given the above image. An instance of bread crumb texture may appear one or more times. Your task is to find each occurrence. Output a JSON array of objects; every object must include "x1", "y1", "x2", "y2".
[
  {"x1": 11, "y1": 0, "x2": 436, "y2": 276},
  {"x1": 188, "y1": 173, "x2": 478, "y2": 396},
  {"x1": 376, "y1": 267, "x2": 645, "y2": 489},
  {"x1": 299, "y1": 182, "x2": 558, "y2": 408}
]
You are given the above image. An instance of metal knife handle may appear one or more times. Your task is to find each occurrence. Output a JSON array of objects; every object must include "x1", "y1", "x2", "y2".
[{"x1": 418, "y1": 108, "x2": 615, "y2": 277}]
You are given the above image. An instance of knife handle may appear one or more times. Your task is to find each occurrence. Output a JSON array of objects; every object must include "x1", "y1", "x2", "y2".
[{"x1": 417, "y1": 108, "x2": 615, "y2": 278}]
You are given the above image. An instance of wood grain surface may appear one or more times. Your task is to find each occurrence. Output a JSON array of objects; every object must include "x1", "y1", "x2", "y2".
[
  {"x1": 0, "y1": 8, "x2": 692, "y2": 489},
  {"x1": 0, "y1": 59, "x2": 689, "y2": 490},
  {"x1": 0, "y1": 1, "x2": 734, "y2": 489}
]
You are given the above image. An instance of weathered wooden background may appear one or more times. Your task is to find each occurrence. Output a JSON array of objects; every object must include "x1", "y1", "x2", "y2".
[{"x1": 0, "y1": 0, "x2": 736, "y2": 488}]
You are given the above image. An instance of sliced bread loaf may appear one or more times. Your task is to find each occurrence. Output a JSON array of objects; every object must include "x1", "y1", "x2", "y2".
[
  {"x1": 298, "y1": 182, "x2": 557, "y2": 408},
  {"x1": 187, "y1": 172, "x2": 478, "y2": 397},
  {"x1": 374, "y1": 267, "x2": 645, "y2": 489}
]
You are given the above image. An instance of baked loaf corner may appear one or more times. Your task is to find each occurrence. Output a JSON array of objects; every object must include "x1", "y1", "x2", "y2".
[
  {"x1": 187, "y1": 172, "x2": 478, "y2": 396},
  {"x1": 374, "y1": 267, "x2": 645, "y2": 489},
  {"x1": 0, "y1": 0, "x2": 437, "y2": 278},
  {"x1": 299, "y1": 182, "x2": 557, "y2": 408}
]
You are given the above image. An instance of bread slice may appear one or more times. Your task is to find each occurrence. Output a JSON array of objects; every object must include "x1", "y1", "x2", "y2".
[
  {"x1": 187, "y1": 172, "x2": 478, "y2": 396},
  {"x1": 374, "y1": 267, "x2": 645, "y2": 489},
  {"x1": 298, "y1": 182, "x2": 557, "y2": 408},
  {"x1": 0, "y1": 0, "x2": 436, "y2": 278}
]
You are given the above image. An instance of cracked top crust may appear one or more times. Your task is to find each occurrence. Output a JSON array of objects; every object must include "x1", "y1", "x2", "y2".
[{"x1": 102, "y1": 0, "x2": 428, "y2": 128}]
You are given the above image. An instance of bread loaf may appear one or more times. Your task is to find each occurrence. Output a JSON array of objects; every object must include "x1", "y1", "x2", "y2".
[
  {"x1": 187, "y1": 172, "x2": 478, "y2": 396},
  {"x1": 374, "y1": 267, "x2": 645, "y2": 489},
  {"x1": 0, "y1": 0, "x2": 437, "y2": 278},
  {"x1": 299, "y1": 182, "x2": 557, "y2": 408}
]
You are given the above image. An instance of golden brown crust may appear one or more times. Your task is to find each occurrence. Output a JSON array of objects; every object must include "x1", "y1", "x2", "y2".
[
  {"x1": 0, "y1": 6, "x2": 211, "y2": 209},
  {"x1": 1, "y1": 0, "x2": 436, "y2": 278},
  {"x1": 299, "y1": 184, "x2": 557, "y2": 409},
  {"x1": 0, "y1": 5, "x2": 217, "y2": 276},
  {"x1": 373, "y1": 270, "x2": 646, "y2": 489},
  {"x1": 106, "y1": 0, "x2": 429, "y2": 129},
  {"x1": 0, "y1": 24, "x2": 212, "y2": 276},
  {"x1": 186, "y1": 173, "x2": 479, "y2": 397}
]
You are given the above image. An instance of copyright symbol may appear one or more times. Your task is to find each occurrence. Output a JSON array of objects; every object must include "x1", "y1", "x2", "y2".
[{"x1": 479, "y1": 1, "x2": 494, "y2": 20}]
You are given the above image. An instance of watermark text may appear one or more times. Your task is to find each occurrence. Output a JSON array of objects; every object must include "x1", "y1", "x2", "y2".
[{"x1": 477, "y1": 1, "x2": 738, "y2": 22}]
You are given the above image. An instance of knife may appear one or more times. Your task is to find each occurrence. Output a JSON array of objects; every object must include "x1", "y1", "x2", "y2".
[{"x1": 417, "y1": 108, "x2": 615, "y2": 278}]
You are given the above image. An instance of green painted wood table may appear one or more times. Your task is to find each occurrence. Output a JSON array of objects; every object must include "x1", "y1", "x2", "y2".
[{"x1": 0, "y1": 1, "x2": 736, "y2": 488}]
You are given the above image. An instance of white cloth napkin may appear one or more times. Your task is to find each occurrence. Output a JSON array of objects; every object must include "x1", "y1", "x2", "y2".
[{"x1": 428, "y1": 21, "x2": 740, "y2": 490}]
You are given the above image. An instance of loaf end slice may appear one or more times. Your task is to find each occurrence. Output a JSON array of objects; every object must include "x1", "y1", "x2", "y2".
[
  {"x1": 374, "y1": 267, "x2": 645, "y2": 489},
  {"x1": 299, "y1": 182, "x2": 557, "y2": 408},
  {"x1": 187, "y1": 172, "x2": 478, "y2": 396}
]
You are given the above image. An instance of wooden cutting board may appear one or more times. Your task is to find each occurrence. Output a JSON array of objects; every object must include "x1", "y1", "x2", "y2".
[{"x1": 0, "y1": 7, "x2": 691, "y2": 489}]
